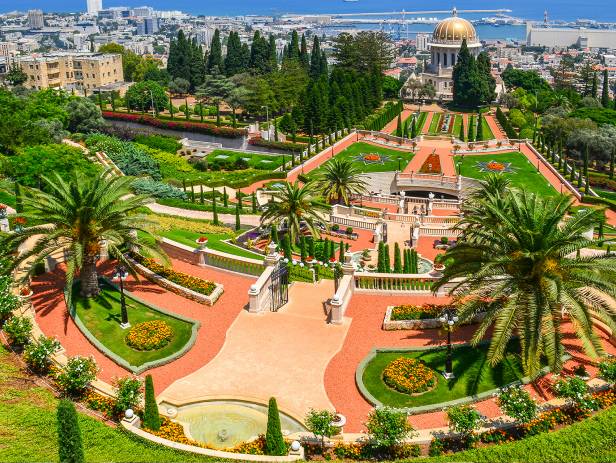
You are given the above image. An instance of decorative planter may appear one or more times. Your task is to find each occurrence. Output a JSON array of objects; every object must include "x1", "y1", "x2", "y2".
[
  {"x1": 382, "y1": 306, "x2": 486, "y2": 330},
  {"x1": 18, "y1": 289, "x2": 33, "y2": 300},
  {"x1": 195, "y1": 238, "x2": 208, "y2": 250}
]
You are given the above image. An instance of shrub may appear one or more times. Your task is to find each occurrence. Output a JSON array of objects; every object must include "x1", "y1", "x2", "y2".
[
  {"x1": 365, "y1": 407, "x2": 415, "y2": 453},
  {"x1": 346, "y1": 227, "x2": 353, "y2": 234},
  {"x1": 390, "y1": 304, "x2": 453, "y2": 321},
  {"x1": 573, "y1": 364, "x2": 589, "y2": 378},
  {"x1": 599, "y1": 358, "x2": 616, "y2": 384},
  {"x1": 497, "y1": 385, "x2": 537, "y2": 424},
  {"x1": 248, "y1": 137, "x2": 306, "y2": 152},
  {"x1": 55, "y1": 356, "x2": 98, "y2": 397},
  {"x1": 131, "y1": 178, "x2": 187, "y2": 200},
  {"x1": 3, "y1": 315, "x2": 32, "y2": 346},
  {"x1": 143, "y1": 374, "x2": 161, "y2": 431},
  {"x1": 134, "y1": 134, "x2": 182, "y2": 153},
  {"x1": 428, "y1": 437, "x2": 444, "y2": 456},
  {"x1": 125, "y1": 320, "x2": 173, "y2": 351},
  {"x1": 447, "y1": 404, "x2": 483, "y2": 439},
  {"x1": 23, "y1": 335, "x2": 61, "y2": 373},
  {"x1": 553, "y1": 377, "x2": 598, "y2": 412},
  {"x1": 85, "y1": 134, "x2": 161, "y2": 179},
  {"x1": 440, "y1": 236, "x2": 448, "y2": 244},
  {"x1": 305, "y1": 409, "x2": 337, "y2": 452},
  {"x1": 133, "y1": 255, "x2": 217, "y2": 296},
  {"x1": 114, "y1": 376, "x2": 143, "y2": 415},
  {"x1": 331, "y1": 224, "x2": 340, "y2": 231},
  {"x1": 0, "y1": 276, "x2": 21, "y2": 322},
  {"x1": 265, "y1": 397, "x2": 286, "y2": 456},
  {"x1": 57, "y1": 399, "x2": 85, "y2": 463},
  {"x1": 382, "y1": 358, "x2": 437, "y2": 394}
]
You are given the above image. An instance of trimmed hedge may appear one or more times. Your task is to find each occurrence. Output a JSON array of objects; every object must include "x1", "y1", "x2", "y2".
[
  {"x1": 248, "y1": 137, "x2": 307, "y2": 152},
  {"x1": 496, "y1": 107, "x2": 518, "y2": 139}
]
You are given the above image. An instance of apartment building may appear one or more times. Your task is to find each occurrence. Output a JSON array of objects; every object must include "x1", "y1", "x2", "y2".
[{"x1": 19, "y1": 52, "x2": 123, "y2": 92}]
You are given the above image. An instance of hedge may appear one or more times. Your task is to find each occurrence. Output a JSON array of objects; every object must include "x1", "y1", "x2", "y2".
[
  {"x1": 582, "y1": 194, "x2": 616, "y2": 212},
  {"x1": 102, "y1": 111, "x2": 246, "y2": 138},
  {"x1": 496, "y1": 107, "x2": 518, "y2": 139},
  {"x1": 248, "y1": 137, "x2": 307, "y2": 152}
]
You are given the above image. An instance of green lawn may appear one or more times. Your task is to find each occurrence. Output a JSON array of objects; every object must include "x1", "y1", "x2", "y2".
[
  {"x1": 362, "y1": 343, "x2": 526, "y2": 408},
  {"x1": 597, "y1": 187, "x2": 616, "y2": 202},
  {"x1": 454, "y1": 152, "x2": 558, "y2": 197},
  {"x1": 205, "y1": 149, "x2": 285, "y2": 171},
  {"x1": 428, "y1": 113, "x2": 442, "y2": 134},
  {"x1": 417, "y1": 111, "x2": 428, "y2": 134},
  {"x1": 161, "y1": 228, "x2": 263, "y2": 259},
  {"x1": 72, "y1": 282, "x2": 195, "y2": 368},
  {"x1": 480, "y1": 116, "x2": 495, "y2": 140},
  {"x1": 306, "y1": 142, "x2": 414, "y2": 179},
  {"x1": 452, "y1": 114, "x2": 463, "y2": 139}
]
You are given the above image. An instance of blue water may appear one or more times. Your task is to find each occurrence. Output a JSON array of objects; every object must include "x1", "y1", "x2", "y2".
[{"x1": 2, "y1": 0, "x2": 613, "y2": 21}]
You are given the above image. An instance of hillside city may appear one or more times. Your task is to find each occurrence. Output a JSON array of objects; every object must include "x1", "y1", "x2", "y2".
[{"x1": 0, "y1": 1, "x2": 616, "y2": 463}]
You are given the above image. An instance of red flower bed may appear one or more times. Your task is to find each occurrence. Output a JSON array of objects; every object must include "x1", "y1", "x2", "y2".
[
  {"x1": 419, "y1": 152, "x2": 442, "y2": 174},
  {"x1": 102, "y1": 111, "x2": 245, "y2": 138}
]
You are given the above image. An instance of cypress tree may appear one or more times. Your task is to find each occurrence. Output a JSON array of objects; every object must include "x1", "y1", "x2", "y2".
[
  {"x1": 602, "y1": 69, "x2": 610, "y2": 108},
  {"x1": 212, "y1": 189, "x2": 219, "y2": 225},
  {"x1": 410, "y1": 249, "x2": 418, "y2": 273},
  {"x1": 476, "y1": 113, "x2": 483, "y2": 141},
  {"x1": 384, "y1": 244, "x2": 391, "y2": 273},
  {"x1": 270, "y1": 225, "x2": 279, "y2": 244},
  {"x1": 143, "y1": 375, "x2": 160, "y2": 431},
  {"x1": 393, "y1": 243, "x2": 402, "y2": 273},
  {"x1": 377, "y1": 241, "x2": 385, "y2": 272},
  {"x1": 252, "y1": 192, "x2": 257, "y2": 212},
  {"x1": 265, "y1": 397, "x2": 286, "y2": 456},
  {"x1": 237, "y1": 189, "x2": 243, "y2": 211},
  {"x1": 300, "y1": 235, "x2": 307, "y2": 261},
  {"x1": 14, "y1": 182, "x2": 23, "y2": 213},
  {"x1": 207, "y1": 29, "x2": 223, "y2": 73},
  {"x1": 468, "y1": 116, "x2": 475, "y2": 141},
  {"x1": 338, "y1": 241, "x2": 344, "y2": 262},
  {"x1": 410, "y1": 117, "x2": 417, "y2": 138},
  {"x1": 330, "y1": 240, "x2": 336, "y2": 261},
  {"x1": 282, "y1": 235, "x2": 292, "y2": 260},
  {"x1": 309, "y1": 36, "x2": 321, "y2": 78},
  {"x1": 570, "y1": 161, "x2": 576, "y2": 183},
  {"x1": 396, "y1": 111, "x2": 402, "y2": 137},
  {"x1": 308, "y1": 238, "x2": 315, "y2": 259},
  {"x1": 459, "y1": 118, "x2": 465, "y2": 141},
  {"x1": 235, "y1": 202, "x2": 241, "y2": 231},
  {"x1": 190, "y1": 182, "x2": 195, "y2": 202},
  {"x1": 223, "y1": 187, "x2": 228, "y2": 207},
  {"x1": 584, "y1": 145, "x2": 590, "y2": 195},
  {"x1": 591, "y1": 72, "x2": 598, "y2": 99},
  {"x1": 57, "y1": 399, "x2": 84, "y2": 463},
  {"x1": 199, "y1": 184, "x2": 204, "y2": 204},
  {"x1": 300, "y1": 34, "x2": 309, "y2": 70}
]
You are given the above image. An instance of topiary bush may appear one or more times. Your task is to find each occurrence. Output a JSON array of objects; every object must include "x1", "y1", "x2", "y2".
[
  {"x1": 265, "y1": 397, "x2": 286, "y2": 456},
  {"x1": 114, "y1": 376, "x2": 143, "y2": 416},
  {"x1": 447, "y1": 404, "x2": 483, "y2": 442},
  {"x1": 143, "y1": 374, "x2": 161, "y2": 431},
  {"x1": 57, "y1": 399, "x2": 85, "y2": 463}
]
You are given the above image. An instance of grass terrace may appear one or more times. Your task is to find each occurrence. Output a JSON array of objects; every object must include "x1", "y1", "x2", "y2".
[
  {"x1": 362, "y1": 342, "x2": 530, "y2": 409},
  {"x1": 204, "y1": 149, "x2": 286, "y2": 171},
  {"x1": 161, "y1": 228, "x2": 263, "y2": 259},
  {"x1": 305, "y1": 142, "x2": 414, "y2": 179},
  {"x1": 454, "y1": 152, "x2": 558, "y2": 197},
  {"x1": 72, "y1": 281, "x2": 195, "y2": 368}
]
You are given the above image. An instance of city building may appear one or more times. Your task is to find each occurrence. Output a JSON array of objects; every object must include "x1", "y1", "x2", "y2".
[
  {"x1": 86, "y1": 0, "x2": 103, "y2": 15},
  {"x1": 416, "y1": 33, "x2": 429, "y2": 52},
  {"x1": 0, "y1": 42, "x2": 17, "y2": 58},
  {"x1": 526, "y1": 23, "x2": 616, "y2": 49},
  {"x1": 405, "y1": 8, "x2": 482, "y2": 101},
  {"x1": 18, "y1": 52, "x2": 124, "y2": 93},
  {"x1": 136, "y1": 17, "x2": 159, "y2": 35},
  {"x1": 27, "y1": 9, "x2": 45, "y2": 29},
  {"x1": 132, "y1": 6, "x2": 155, "y2": 18}
]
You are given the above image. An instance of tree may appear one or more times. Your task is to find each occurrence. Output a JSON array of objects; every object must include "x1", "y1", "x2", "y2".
[
  {"x1": 212, "y1": 188, "x2": 219, "y2": 225},
  {"x1": 235, "y1": 202, "x2": 241, "y2": 231},
  {"x1": 5, "y1": 63, "x2": 27, "y2": 86},
  {"x1": 166, "y1": 30, "x2": 192, "y2": 83},
  {"x1": 332, "y1": 32, "x2": 395, "y2": 73},
  {"x1": 304, "y1": 409, "x2": 336, "y2": 453},
  {"x1": 452, "y1": 40, "x2": 493, "y2": 108},
  {"x1": 365, "y1": 407, "x2": 415, "y2": 456},
  {"x1": 314, "y1": 158, "x2": 368, "y2": 205},
  {"x1": 125, "y1": 81, "x2": 167, "y2": 113},
  {"x1": 260, "y1": 181, "x2": 329, "y2": 245},
  {"x1": 98, "y1": 43, "x2": 141, "y2": 82},
  {"x1": 447, "y1": 404, "x2": 483, "y2": 442},
  {"x1": 3, "y1": 172, "x2": 162, "y2": 299},
  {"x1": 601, "y1": 69, "x2": 610, "y2": 108},
  {"x1": 196, "y1": 70, "x2": 235, "y2": 126},
  {"x1": 224, "y1": 31, "x2": 246, "y2": 76},
  {"x1": 309, "y1": 36, "x2": 323, "y2": 79},
  {"x1": 207, "y1": 29, "x2": 223, "y2": 73},
  {"x1": 265, "y1": 397, "x2": 286, "y2": 456},
  {"x1": 168, "y1": 77, "x2": 190, "y2": 96},
  {"x1": 434, "y1": 191, "x2": 616, "y2": 377},
  {"x1": 66, "y1": 98, "x2": 105, "y2": 133},
  {"x1": 393, "y1": 242, "x2": 402, "y2": 273},
  {"x1": 57, "y1": 399, "x2": 84, "y2": 463},
  {"x1": 143, "y1": 374, "x2": 161, "y2": 431}
]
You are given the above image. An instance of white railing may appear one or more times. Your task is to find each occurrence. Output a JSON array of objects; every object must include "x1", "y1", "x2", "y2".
[
  {"x1": 354, "y1": 273, "x2": 439, "y2": 294},
  {"x1": 395, "y1": 172, "x2": 461, "y2": 191},
  {"x1": 330, "y1": 215, "x2": 378, "y2": 231},
  {"x1": 419, "y1": 227, "x2": 462, "y2": 237}
]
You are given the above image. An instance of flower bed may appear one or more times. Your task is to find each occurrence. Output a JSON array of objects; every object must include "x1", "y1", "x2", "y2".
[
  {"x1": 383, "y1": 305, "x2": 485, "y2": 330},
  {"x1": 391, "y1": 303, "x2": 453, "y2": 321},
  {"x1": 102, "y1": 111, "x2": 245, "y2": 138},
  {"x1": 382, "y1": 357, "x2": 437, "y2": 395},
  {"x1": 126, "y1": 320, "x2": 173, "y2": 351},
  {"x1": 130, "y1": 254, "x2": 223, "y2": 306}
]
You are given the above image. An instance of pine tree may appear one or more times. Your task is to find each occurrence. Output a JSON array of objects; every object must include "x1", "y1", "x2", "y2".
[
  {"x1": 207, "y1": 29, "x2": 223, "y2": 73},
  {"x1": 212, "y1": 189, "x2": 219, "y2": 225},
  {"x1": 300, "y1": 34, "x2": 309, "y2": 70},
  {"x1": 143, "y1": 375, "x2": 160, "y2": 431},
  {"x1": 223, "y1": 187, "x2": 228, "y2": 207},
  {"x1": 393, "y1": 243, "x2": 403, "y2": 273},
  {"x1": 602, "y1": 69, "x2": 610, "y2": 108},
  {"x1": 384, "y1": 244, "x2": 391, "y2": 272},
  {"x1": 57, "y1": 399, "x2": 84, "y2": 463},
  {"x1": 265, "y1": 398, "x2": 286, "y2": 456},
  {"x1": 235, "y1": 202, "x2": 241, "y2": 231}
]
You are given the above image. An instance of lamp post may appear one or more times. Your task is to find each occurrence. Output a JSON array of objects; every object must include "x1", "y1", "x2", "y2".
[
  {"x1": 439, "y1": 308, "x2": 458, "y2": 379},
  {"x1": 261, "y1": 105, "x2": 269, "y2": 140},
  {"x1": 113, "y1": 265, "x2": 130, "y2": 329},
  {"x1": 397, "y1": 156, "x2": 402, "y2": 171},
  {"x1": 148, "y1": 89, "x2": 156, "y2": 117}
]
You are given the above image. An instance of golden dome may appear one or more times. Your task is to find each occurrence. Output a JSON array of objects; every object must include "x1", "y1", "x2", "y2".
[{"x1": 432, "y1": 10, "x2": 477, "y2": 43}]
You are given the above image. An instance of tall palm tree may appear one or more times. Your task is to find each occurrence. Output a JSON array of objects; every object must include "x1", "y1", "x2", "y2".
[
  {"x1": 315, "y1": 158, "x2": 368, "y2": 205},
  {"x1": 434, "y1": 191, "x2": 616, "y2": 377},
  {"x1": 4, "y1": 171, "x2": 163, "y2": 299},
  {"x1": 260, "y1": 181, "x2": 329, "y2": 245}
]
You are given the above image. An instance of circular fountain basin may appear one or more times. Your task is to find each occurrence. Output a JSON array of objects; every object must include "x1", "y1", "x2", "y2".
[
  {"x1": 166, "y1": 400, "x2": 306, "y2": 449},
  {"x1": 352, "y1": 252, "x2": 433, "y2": 274}
]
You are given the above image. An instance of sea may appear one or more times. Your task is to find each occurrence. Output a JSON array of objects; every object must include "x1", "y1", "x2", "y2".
[{"x1": 1, "y1": 0, "x2": 614, "y2": 42}]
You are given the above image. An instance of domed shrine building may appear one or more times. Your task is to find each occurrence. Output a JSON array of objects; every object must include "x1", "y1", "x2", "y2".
[{"x1": 411, "y1": 8, "x2": 482, "y2": 101}]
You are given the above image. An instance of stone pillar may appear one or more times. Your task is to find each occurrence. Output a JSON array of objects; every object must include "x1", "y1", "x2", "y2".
[
  {"x1": 342, "y1": 252, "x2": 355, "y2": 276},
  {"x1": 197, "y1": 243, "x2": 207, "y2": 267},
  {"x1": 264, "y1": 241, "x2": 280, "y2": 267},
  {"x1": 427, "y1": 192, "x2": 435, "y2": 215}
]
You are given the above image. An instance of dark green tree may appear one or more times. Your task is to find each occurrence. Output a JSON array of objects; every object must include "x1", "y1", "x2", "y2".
[
  {"x1": 265, "y1": 398, "x2": 287, "y2": 456},
  {"x1": 212, "y1": 189, "x2": 219, "y2": 225},
  {"x1": 252, "y1": 191, "x2": 257, "y2": 213},
  {"x1": 601, "y1": 70, "x2": 610, "y2": 108},
  {"x1": 235, "y1": 202, "x2": 241, "y2": 231},
  {"x1": 384, "y1": 244, "x2": 391, "y2": 272},
  {"x1": 143, "y1": 375, "x2": 160, "y2": 431},
  {"x1": 207, "y1": 29, "x2": 223, "y2": 73},
  {"x1": 393, "y1": 242, "x2": 403, "y2": 273},
  {"x1": 57, "y1": 399, "x2": 84, "y2": 463}
]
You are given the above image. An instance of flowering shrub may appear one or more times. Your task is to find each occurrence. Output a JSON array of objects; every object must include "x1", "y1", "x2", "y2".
[
  {"x1": 134, "y1": 255, "x2": 217, "y2": 296},
  {"x1": 599, "y1": 358, "x2": 616, "y2": 384},
  {"x1": 390, "y1": 304, "x2": 454, "y2": 321},
  {"x1": 84, "y1": 390, "x2": 117, "y2": 418},
  {"x1": 23, "y1": 335, "x2": 61, "y2": 373},
  {"x1": 479, "y1": 428, "x2": 514, "y2": 444},
  {"x1": 497, "y1": 385, "x2": 538, "y2": 424},
  {"x1": 3, "y1": 315, "x2": 33, "y2": 346},
  {"x1": 0, "y1": 275, "x2": 21, "y2": 322},
  {"x1": 522, "y1": 408, "x2": 572, "y2": 436},
  {"x1": 447, "y1": 404, "x2": 483, "y2": 439},
  {"x1": 553, "y1": 376, "x2": 598, "y2": 412},
  {"x1": 126, "y1": 320, "x2": 173, "y2": 351},
  {"x1": 145, "y1": 417, "x2": 209, "y2": 447},
  {"x1": 114, "y1": 376, "x2": 143, "y2": 414},
  {"x1": 102, "y1": 111, "x2": 245, "y2": 138},
  {"x1": 383, "y1": 358, "x2": 437, "y2": 395},
  {"x1": 55, "y1": 356, "x2": 98, "y2": 397}
]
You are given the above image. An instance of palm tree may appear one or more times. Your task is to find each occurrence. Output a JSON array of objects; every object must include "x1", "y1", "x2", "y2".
[
  {"x1": 260, "y1": 181, "x2": 329, "y2": 245},
  {"x1": 314, "y1": 158, "x2": 368, "y2": 205},
  {"x1": 4, "y1": 172, "x2": 163, "y2": 299},
  {"x1": 434, "y1": 191, "x2": 616, "y2": 377}
]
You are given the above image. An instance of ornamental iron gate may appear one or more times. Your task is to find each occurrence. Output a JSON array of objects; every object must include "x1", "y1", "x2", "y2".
[{"x1": 269, "y1": 262, "x2": 289, "y2": 312}]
